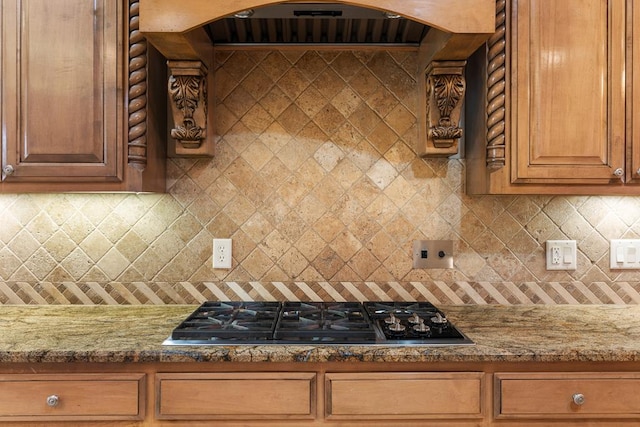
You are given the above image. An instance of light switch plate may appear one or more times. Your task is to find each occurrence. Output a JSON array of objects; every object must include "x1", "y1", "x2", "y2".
[
  {"x1": 610, "y1": 239, "x2": 640, "y2": 269},
  {"x1": 412, "y1": 240, "x2": 454, "y2": 269},
  {"x1": 545, "y1": 240, "x2": 577, "y2": 270}
]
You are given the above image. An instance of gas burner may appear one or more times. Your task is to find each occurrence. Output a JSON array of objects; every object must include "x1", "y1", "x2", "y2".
[
  {"x1": 408, "y1": 313, "x2": 421, "y2": 324},
  {"x1": 363, "y1": 302, "x2": 467, "y2": 343},
  {"x1": 412, "y1": 319, "x2": 431, "y2": 334},
  {"x1": 384, "y1": 318, "x2": 407, "y2": 338},
  {"x1": 430, "y1": 312, "x2": 448, "y2": 326},
  {"x1": 384, "y1": 313, "x2": 399, "y2": 324}
]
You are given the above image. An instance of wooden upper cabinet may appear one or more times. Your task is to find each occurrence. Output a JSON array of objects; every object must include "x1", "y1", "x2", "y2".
[
  {"x1": 2, "y1": 0, "x2": 121, "y2": 182},
  {"x1": 632, "y1": 0, "x2": 640, "y2": 183},
  {"x1": 512, "y1": 0, "x2": 625, "y2": 184},
  {"x1": 466, "y1": 0, "x2": 636, "y2": 194},
  {"x1": 0, "y1": 0, "x2": 165, "y2": 192}
]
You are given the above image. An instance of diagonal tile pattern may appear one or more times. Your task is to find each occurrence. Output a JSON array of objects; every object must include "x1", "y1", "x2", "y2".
[{"x1": 0, "y1": 50, "x2": 640, "y2": 306}]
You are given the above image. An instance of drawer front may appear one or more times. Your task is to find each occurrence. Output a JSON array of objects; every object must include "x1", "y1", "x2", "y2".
[
  {"x1": 157, "y1": 372, "x2": 316, "y2": 420},
  {"x1": 326, "y1": 372, "x2": 483, "y2": 420},
  {"x1": 496, "y1": 372, "x2": 640, "y2": 419},
  {"x1": 0, "y1": 373, "x2": 144, "y2": 421}
]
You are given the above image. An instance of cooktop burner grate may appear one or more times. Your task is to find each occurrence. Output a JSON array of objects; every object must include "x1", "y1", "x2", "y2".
[
  {"x1": 274, "y1": 301, "x2": 376, "y2": 342},
  {"x1": 166, "y1": 301, "x2": 474, "y2": 346},
  {"x1": 171, "y1": 301, "x2": 281, "y2": 341}
]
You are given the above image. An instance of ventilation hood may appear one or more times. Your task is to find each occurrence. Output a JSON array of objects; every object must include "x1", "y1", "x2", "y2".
[
  {"x1": 138, "y1": 0, "x2": 496, "y2": 157},
  {"x1": 207, "y1": 3, "x2": 429, "y2": 46}
]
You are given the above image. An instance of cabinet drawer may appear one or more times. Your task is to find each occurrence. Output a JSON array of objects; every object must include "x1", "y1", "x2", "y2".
[
  {"x1": 496, "y1": 372, "x2": 640, "y2": 419},
  {"x1": 0, "y1": 373, "x2": 144, "y2": 421},
  {"x1": 325, "y1": 372, "x2": 483, "y2": 420},
  {"x1": 157, "y1": 372, "x2": 316, "y2": 420}
]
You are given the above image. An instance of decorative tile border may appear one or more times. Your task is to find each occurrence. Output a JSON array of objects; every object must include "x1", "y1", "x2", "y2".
[{"x1": 0, "y1": 282, "x2": 639, "y2": 305}]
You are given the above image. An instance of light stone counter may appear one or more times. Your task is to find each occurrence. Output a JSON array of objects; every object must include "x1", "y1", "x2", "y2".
[{"x1": 0, "y1": 304, "x2": 639, "y2": 364}]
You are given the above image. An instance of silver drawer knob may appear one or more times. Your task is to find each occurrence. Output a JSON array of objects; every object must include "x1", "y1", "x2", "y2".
[
  {"x1": 2, "y1": 165, "x2": 14, "y2": 176},
  {"x1": 637, "y1": 168, "x2": 640, "y2": 176},
  {"x1": 613, "y1": 168, "x2": 624, "y2": 177},
  {"x1": 572, "y1": 393, "x2": 585, "y2": 406},
  {"x1": 46, "y1": 395, "x2": 59, "y2": 407}
]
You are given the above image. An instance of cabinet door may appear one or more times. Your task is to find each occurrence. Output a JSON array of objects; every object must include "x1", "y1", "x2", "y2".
[
  {"x1": 0, "y1": 373, "x2": 144, "y2": 422},
  {"x1": 325, "y1": 372, "x2": 483, "y2": 420},
  {"x1": 1, "y1": 0, "x2": 122, "y2": 183},
  {"x1": 512, "y1": 0, "x2": 626, "y2": 184},
  {"x1": 156, "y1": 372, "x2": 316, "y2": 420},
  {"x1": 496, "y1": 372, "x2": 640, "y2": 419},
  {"x1": 632, "y1": 0, "x2": 640, "y2": 182}
]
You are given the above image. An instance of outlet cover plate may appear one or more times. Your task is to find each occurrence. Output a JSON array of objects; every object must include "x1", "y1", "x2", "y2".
[
  {"x1": 546, "y1": 240, "x2": 577, "y2": 270},
  {"x1": 213, "y1": 238, "x2": 232, "y2": 269},
  {"x1": 412, "y1": 240, "x2": 454, "y2": 269}
]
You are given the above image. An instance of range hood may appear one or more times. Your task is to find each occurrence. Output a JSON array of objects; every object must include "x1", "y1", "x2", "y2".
[
  {"x1": 138, "y1": 0, "x2": 496, "y2": 158},
  {"x1": 207, "y1": 3, "x2": 429, "y2": 46}
]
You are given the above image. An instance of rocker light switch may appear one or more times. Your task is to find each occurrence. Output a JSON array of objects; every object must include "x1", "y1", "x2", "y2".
[
  {"x1": 628, "y1": 247, "x2": 637, "y2": 263},
  {"x1": 610, "y1": 239, "x2": 640, "y2": 269}
]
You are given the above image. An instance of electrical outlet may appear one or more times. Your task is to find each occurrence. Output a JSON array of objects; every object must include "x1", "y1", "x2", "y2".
[
  {"x1": 551, "y1": 246, "x2": 562, "y2": 264},
  {"x1": 546, "y1": 240, "x2": 577, "y2": 270},
  {"x1": 213, "y1": 238, "x2": 232, "y2": 269}
]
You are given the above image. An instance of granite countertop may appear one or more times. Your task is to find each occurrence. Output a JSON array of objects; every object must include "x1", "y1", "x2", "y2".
[{"x1": 0, "y1": 304, "x2": 639, "y2": 364}]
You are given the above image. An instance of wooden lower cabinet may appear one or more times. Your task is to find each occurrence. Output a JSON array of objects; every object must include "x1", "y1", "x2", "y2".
[
  {"x1": 3, "y1": 363, "x2": 640, "y2": 426},
  {"x1": 0, "y1": 373, "x2": 145, "y2": 422},
  {"x1": 325, "y1": 372, "x2": 483, "y2": 420},
  {"x1": 495, "y1": 372, "x2": 640, "y2": 420},
  {"x1": 156, "y1": 372, "x2": 316, "y2": 420}
]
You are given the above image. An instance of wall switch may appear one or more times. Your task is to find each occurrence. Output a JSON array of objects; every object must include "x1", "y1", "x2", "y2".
[
  {"x1": 545, "y1": 240, "x2": 577, "y2": 270},
  {"x1": 213, "y1": 238, "x2": 232, "y2": 269},
  {"x1": 413, "y1": 240, "x2": 454, "y2": 269},
  {"x1": 610, "y1": 239, "x2": 640, "y2": 269}
]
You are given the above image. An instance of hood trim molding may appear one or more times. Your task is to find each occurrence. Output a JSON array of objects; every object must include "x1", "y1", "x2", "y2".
[
  {"x1": 140, "y1": 0, "x2": 495, "y2": 35},
  {"x1": 139, "y1": 0, "x2": 495, "y2": 61}
]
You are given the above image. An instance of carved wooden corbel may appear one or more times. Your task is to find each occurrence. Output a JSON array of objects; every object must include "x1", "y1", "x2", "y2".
[
  {"x1": 167, "y1": 61, "x2": 208, "y2": 150},
  {"x1": 425, "y1": 61, "x2": 466, "y2": 156}
]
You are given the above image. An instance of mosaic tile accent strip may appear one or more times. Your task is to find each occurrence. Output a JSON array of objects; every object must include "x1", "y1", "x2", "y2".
[{"x1": 0, "y1": 282, "x2": 639, "y2": 305}]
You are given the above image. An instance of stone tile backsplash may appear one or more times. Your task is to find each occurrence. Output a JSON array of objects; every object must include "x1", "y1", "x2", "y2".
[{"x1": 1, "y1": 49, "x2": 640, "y2": 304}]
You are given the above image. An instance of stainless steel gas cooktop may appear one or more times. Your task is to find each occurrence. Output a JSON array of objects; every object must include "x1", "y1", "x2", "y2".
[{"x1": 163, "y1": 301, "x2": 474, "y2": 347}]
